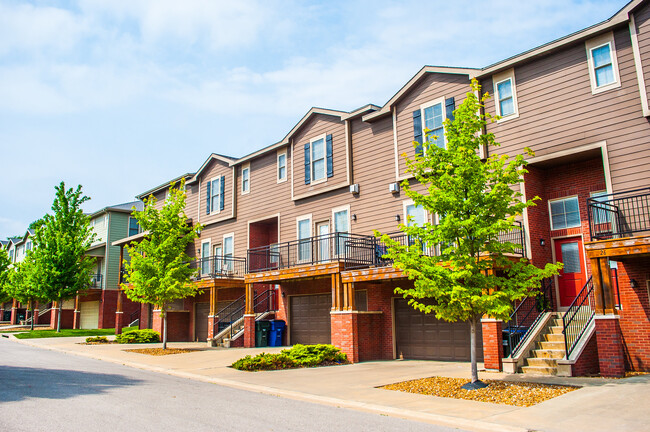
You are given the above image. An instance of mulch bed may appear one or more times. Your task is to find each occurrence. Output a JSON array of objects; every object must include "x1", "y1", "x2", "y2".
[
  {"x1": 79, "y1": 341, "x2": 117, "y2": 345},
  {"x1": 124, "y1": 348, "x2": 202, "y2": 356},
  {"x1": 381, "y1": 376, "x2": 578, "y2": 407}
]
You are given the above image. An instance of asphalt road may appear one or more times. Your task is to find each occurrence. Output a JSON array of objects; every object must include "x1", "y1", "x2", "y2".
[{"x1": 0, "y1": 338, "x2": 466, "y2": 432}]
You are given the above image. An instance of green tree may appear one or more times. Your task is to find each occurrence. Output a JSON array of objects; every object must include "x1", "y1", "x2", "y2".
[
  {"x1": 0, "y1": 248, "x2": 11, "y2": 305},
  {"x1": 379, "y1": 80, "x2": 561, "y2": 387},
  {"x1": 122, "y1": 179, "x2": 202, "y2": 349},
  {"x1": 4, "y1": 254, "x2": 45, "y2": 330},
  {"x1": 31, "y1": 182, "x2": 97, "y2": 332}
]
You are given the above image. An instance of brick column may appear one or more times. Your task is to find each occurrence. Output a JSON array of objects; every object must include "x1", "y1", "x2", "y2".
[
  {"x1": 10, "y1": 299, "x2": 17, "y2": 325},
  {"x1": 243, "y1": 314, "x2": 256, "y2": 348},
  {"x1": 331, "y1": 311, "x2": 359, "y2": 363},
  {"x1": 50, "y1": 302, "x2": 59, "y2": 330},
  {"x1": 481, "y1": 318, "x2": 504, "y2": 371},
  {"x1": 152, "y1": 308, "x2": 163, "y2": 335},
  {"x1": 72, "y1": 295, "x2": 81, "y2": 329},
  {"x1": 595, "y1": 315, "x2": 625, "y2": 377},
  {"x1": 115, "y1": 290, "x2": 124, "y2": 334},
  {"x1": 33, "y1": 301, "x2": 39, "y2": 325}
]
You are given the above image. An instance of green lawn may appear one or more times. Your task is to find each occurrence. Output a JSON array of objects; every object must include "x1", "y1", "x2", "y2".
[{"x1": 12, "y1": 328, "x2": 117, "y2": 339}]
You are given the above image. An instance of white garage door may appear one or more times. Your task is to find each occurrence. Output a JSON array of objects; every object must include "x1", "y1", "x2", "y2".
[{"x1": 79, "y1": 301, "x2": 100, "y2": 329}]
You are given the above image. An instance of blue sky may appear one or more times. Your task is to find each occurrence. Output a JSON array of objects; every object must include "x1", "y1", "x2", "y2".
[{"x1": 0, "y1": 0, "x2": 625, "y2": 239}]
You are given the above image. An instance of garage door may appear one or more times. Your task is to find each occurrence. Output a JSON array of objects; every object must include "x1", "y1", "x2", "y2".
[
  {"x1": 79, "y1": 301, "x2": 99, "y2": 330},
  {"x1": 290, "y1": 294, "x2": 331, "y2": 345},
  {"x1": 395, "y1": 298, "x2": 483, "y2": 362},
  {"x1": 195, "y1": 302, "x2": 209, "y2": 342}
]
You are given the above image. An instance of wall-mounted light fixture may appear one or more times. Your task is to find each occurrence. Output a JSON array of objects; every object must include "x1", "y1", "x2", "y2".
[
  {"x1": 350, "y1": 184, "x2": 360, "y2": 194},
  {"x1": 630, "y1": 278, "x2": 638, "y2": 289},
  {"x1": 540, "y1": 239, "x2": 546, "y2": 247},
  {"x1": 281, "y1": 292, "x2": 286, "y2": 298},
  {"x1": 395, "y1": 214, "x2": 401, "y2": 222},
  {"x1": 389, "y1": 182, "x2": 400, "y2": 194},
  {"x1": 351, "y1": 214, "x2": 357, "y2": 221}
]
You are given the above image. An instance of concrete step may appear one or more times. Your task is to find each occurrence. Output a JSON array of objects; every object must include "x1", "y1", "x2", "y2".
[
  {"x1": 526, "y1": 357, "x2": 558, "y2": 367},
  {"x1": 521, "y1": 366, "x2": 558, "y2": 375},
  {"x1": 538, "y1": 340, "x2": 565, "y2": 350},
  {"x1": 532, "y1": 349, "x2": 565, "y2": 359},
  {"x1": 553, "y1": 319, "x2": 564, "y2": 327},
  {"x1": 549, "y1": 325, "x2": 564, "y2": 334},
  {"x1": 543, "y1": 333, "x2": 565, "y2": 342}
]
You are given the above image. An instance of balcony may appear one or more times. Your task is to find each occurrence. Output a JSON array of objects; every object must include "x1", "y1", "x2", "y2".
[
  {"x1": 343, "y1": 221, "x2": 527, "y2": 270},
  {"x1": 190, "y1": 255, "x2": 247, "y2": 279},
  {"x1": 90, "y1": 273, "x2": 102, "y2": 289},
  {"x1": 588, "y1": 187, "x2": 650, "y2": 241}
]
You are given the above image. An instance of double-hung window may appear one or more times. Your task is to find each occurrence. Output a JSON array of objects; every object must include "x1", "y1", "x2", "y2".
[
  {"x1": 128, "y1": 216, "x2": 140, "y2": 237},
  {"x1": 311, "y1": 136, "x2": 326, "y2": 182},
  {"x1": 497, "y1": 79, "x2": 515, "y2": 116},
  {"x1": 421, "y1": 100, "x2": 445, "y2": 149},
  {"x1": 277, "y1": 152, "x2": 287, "y2": 182},
  {"x1": 297, "y1": 216, "x2": 312, "y2": 262},
  {"x1": 242, "y1": 164, "x2": 250, "y2": 194},
  {"x1": 210, "y1": 177, "x2": 220, "y2": 213},
  {"x1": 223, "y1": 234, "x2": 234, "y2": 272},
  {"x1": 549, "y1": 196, "x2": 581, "y2": 230},
  {"x1": 332, "y1": 206, "x2": 349, "y2": 256},
  {"x1": 586, "y1": 33, "x2": 620, "y2": 94},
  {"x1": 493, "y1": 68, "x2": 518, "y2": 120}
]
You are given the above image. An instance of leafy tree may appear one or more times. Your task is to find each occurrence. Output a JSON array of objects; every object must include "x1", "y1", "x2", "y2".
[
  {"x1": 122, "y1": 179, "x2": 202, "y2": 349},
  {"x1": 31, "y1": 182, "x2": 97, "y2": 332},
  {"x1": 28, "y1": 219, "x2": 44, "y2": 230},
  {"x1": 378, "y1": 80, "x2": 561, "y2": 387},
  {"x1": 4, "y1": 254, "x2": 45, "y2": 330},
  {"x1": 0, "y1": 248, "x2": 11, "y2": 305}
]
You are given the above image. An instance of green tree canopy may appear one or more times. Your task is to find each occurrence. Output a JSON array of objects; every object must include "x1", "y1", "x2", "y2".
[
  {"x1": 123, "y1": 179, "x2": 202, "y2": 348},
  {"x1": 4, "y1": 253, "x2": 46, "y2": 330},
  {"x1": 31, "y1": 182, "x2": 96, "y2": 331},
  {"x1": 379, "y1": 79, "x2": 561, "y2": 386},
  {"x1": 0, "y1": 248, "x2": 11, "y2": 304}
]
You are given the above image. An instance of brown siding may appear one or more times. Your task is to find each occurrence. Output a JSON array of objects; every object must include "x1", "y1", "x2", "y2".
[
  {"x1": 635, "y1": 1, "x2": 650, "y2": 107},
  {"x1": 394, "y1": 73, "x2": 471, "y2": 177},
  {"x1": 195, "y1": 158, "x2": 234, "y2": 226}
]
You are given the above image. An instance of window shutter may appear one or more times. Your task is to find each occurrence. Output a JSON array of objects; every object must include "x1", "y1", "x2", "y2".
[
  {"x1": 205, "y1": 181, "x2": 211, "y2": 215},
  {"x1": 412, "y1": 109, "x2": 423, "y2": 156},
  {"x1": 304, "y1": 143, "x2": 311, "y2": 184},
  {"x1": 220, "y1": 176, "x2": 225, "y2": 211},
  {"x1": 326, "y1": 134, "x2": 333, "y2": 178},
  {"x1": 445, "y1": 97, "x2": 455, "y2": 122}
]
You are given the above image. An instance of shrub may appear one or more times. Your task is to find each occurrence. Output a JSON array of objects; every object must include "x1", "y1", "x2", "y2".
[
  {"x1": 115, "y1": 329, "x2": 160, "y2": 344},
  {"x1": 85, "y1": 336, "x2": 109, "y2": 343},
  {"x1": 231, "y1": 353, "x2": 295, "y2": 371},
  {"x1": 231, "y1": 344, "x2": 348, "y2": 371}
]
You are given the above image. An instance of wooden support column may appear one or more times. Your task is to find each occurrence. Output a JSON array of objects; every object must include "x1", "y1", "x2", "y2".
[
  {"x1": 348, "y1": 282, "x2": 355, "y2": 311},
  {"x1": 590, "y1": 257, "x2": 616, "y2": 315},
  {"x1": 115, "y1": 290, "x2": 124, "y2": 334},
  {"x1": 118, "y1": 245, "x2": 125, "y2": 284},
  {"x1": 331, "y1": 273, "x2": 343, "y2": 311},
  {"x1": 33, "y1": 301, "x2": 39, "y2": 325},
  {"x1": 245, "y1": 283, "x2": 254, "y2": 314},
  {"x1": 207, "y1": 284, "x2": 218, "y2": 340},
  {"x1": 72, "y1": 294, "x2": 81, "y2": 329}
]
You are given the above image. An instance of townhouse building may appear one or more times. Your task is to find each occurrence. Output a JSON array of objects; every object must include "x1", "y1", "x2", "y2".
[{"x1": 117, "y1": 0, "x2": 650, "y2": 377}]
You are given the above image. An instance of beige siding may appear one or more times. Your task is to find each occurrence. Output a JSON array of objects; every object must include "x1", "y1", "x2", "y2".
[
  {"x1": 394, "y1": 73, "x2": 471, "y2": 178},
  {"x1": 195, "y1": 159, "x2": 234, "y2": 226},
  {"x1": 483, "y1": 26, "x2": 650, "y2": 192},
  {"x1": 635, "y1": 1, "x2": 650, "y2": 107}
]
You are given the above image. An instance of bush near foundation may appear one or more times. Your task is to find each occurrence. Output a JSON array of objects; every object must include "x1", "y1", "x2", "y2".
[
  {"x1": 231, "y1": 344, "x2": 348, "y2": 371},
  {"x1": 85, "y1": 336, "x2": 109, "y2": 343},
  {"x1": 115, "y1": 329, "x2": 160, "y2": 344}
]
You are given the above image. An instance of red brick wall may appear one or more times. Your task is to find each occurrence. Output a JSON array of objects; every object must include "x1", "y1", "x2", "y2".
[
  {"x1": 571, "y1": 331, "x2": 599, "y2": 376},
  {"x1": 481, "y1": 320, "x2": 503, "y2": 370},
  {"x1": 99, "y1": 290, "x2": 118, "y2": 329},
  {"x1": 153, "y1": 311, "x2": 190, "y2": 342},
  {"x1": 365, "y1": 281, "x2": 398, "y2": 360},
  {"x1": 331, "y1": 313, "x2": 358, "y2": 362},
  {"x1": 615, "y1": 257, "x2": 650, "y2": 371},
  {"x1": 357, "y1": 313, "x2": 384, "y2": 361},
  {"x1": 595, "y1": 317, "x2": 625, "y2": 377}
]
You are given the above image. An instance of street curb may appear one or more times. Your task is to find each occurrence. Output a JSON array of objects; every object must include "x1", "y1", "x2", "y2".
[{"x1": 11, "y1": 338, "x2": 529, "y2": 432}]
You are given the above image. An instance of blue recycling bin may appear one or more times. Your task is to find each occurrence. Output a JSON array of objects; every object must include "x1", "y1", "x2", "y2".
[{"x1": 268, "y1": 320, "x2": 286, "y2": 347}]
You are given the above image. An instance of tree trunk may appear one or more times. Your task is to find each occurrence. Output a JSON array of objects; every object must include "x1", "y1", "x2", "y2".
[
  {"x1": 57, "y1": 300, "x2": 62, "y2": 333},
  {"x1": 162, "y1": 309, "x2": 168, "y2": 350},
  {"x1": 29, "y1": 300, "x2": 34, "y2": 331},
  {"x1": 470, "y1": 315, "x2": 478, "y2": 383}
]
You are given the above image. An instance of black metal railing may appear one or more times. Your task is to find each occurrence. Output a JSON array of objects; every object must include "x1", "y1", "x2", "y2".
[
  {"x1": 247, "y1": 232, "x2": 368, "y2": 272},
  {"x1": 343, "y1": 222, "x2": 526, "y2": 270},
  {"x1": 190, "y1": 255, "x2": 247, "y2": 279},
  {"x1": 90, "y1": 274, "x2": 102, "y2": 288},
  {"x1": 212, "y1": 289, "x2": 277, "y2": 339},
  {"x1": 503, "y1": 278, "x2": 554, "y2": 358},
  {"x1": 588, "y1": 187, "x2": 650, "y2": 240},
  {"x1": 128, "y1": 308, "x2": 140, "y2": 327},
  {"x1": 562, "y1": 276, "x2": 595, "y2": 357}
]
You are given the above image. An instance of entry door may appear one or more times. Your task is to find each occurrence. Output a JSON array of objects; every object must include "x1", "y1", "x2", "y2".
[
  {"x1": 555, "y1": 237, "x2": 587, "y2": 307},
  {"x1": 316, "y1": 222, "x2": 329, "y2": 262},
  {"x1": 213, "y1": 245, "x2": 223, "y2": 275},
  {"x1": 195, "y1": 302, "x2": 209, "y2": 342}
]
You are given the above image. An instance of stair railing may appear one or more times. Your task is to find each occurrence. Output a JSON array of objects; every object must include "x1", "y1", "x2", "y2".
[
  {"x1": 212, "y1": 289, "x2": 277, "y2": 343},
  {"x1": 562, "y1": 276, "x2": 595, "y2": 357},
  {"x1": 504, "y1": 278, "x2": 554, "y2": 358}
]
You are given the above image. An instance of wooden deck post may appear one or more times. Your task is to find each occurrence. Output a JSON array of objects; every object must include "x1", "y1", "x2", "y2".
[
  {"x1": 73, "y1": 294, "x2": 81, "y2": 329},
  {"x1": 115, "y1": 289, "x2": 124, "y2": 334}
]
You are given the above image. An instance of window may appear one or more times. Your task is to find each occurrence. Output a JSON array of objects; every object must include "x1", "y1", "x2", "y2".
[
  {"x1": 242, "y1": 164, "x2": 250, "y2": 194},
  {"x1": 25, "y1": 241, "x2": 32, "y2": 252},
  {"x1": 590, "y1": 191, "x2": 612, "y2": 225},
  {"x1": 277, "y1": 152, "x2": 287, "y2": 182},
  {"x1": 213, "y1": 244, "x2": 223, "y2": 273},
  {"x1": 332, "y1": 206, "x2": 349, "y2": 256},
  {"x1": 297, "y1": 215, "x2": 312, "y2": 262},
  {"x1": 493, "y1": 68, "x2": 518, "y2": 120},
  {"x1": 549, "y1": 196, "x2": 581, "y2": 230},
  {"x1": 223, "y1": 234, "x2": 234, "y2": 272},
  {"x1": 421, "y1": 100, "x2": 445, "y2": 149},
  {"x1": 586, "y1": 33, "x2": 620, "y2": 94},
  {"x1": 128, "y1": 217, "x2": 140, "y2": 237},
  {"x1": 311, "y1": 136, "x2": 326, "y2": 182},
  {"x1": 210, "y1": 177, "x2": 220, "y2": 213},
  {"x1": 201, "y1": 241, "x2": 211, "y2": 276},
  {"x1": 9, "y1": 250, "x2": 14, "y2": 262},
  {"x1": 497, "y1": 79, "x2": 514, "y2": 116}
]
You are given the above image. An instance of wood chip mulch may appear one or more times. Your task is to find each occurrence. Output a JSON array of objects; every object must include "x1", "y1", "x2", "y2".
[
  {"x1": 79, "y1": 341, "x2": 117, "y2": 345},
  {"x1": 381, "y1": 376, "x2": 578, "y2": 407},
  {"x1": 124, "y1": 348, "x2": 202, "y2": 356}
]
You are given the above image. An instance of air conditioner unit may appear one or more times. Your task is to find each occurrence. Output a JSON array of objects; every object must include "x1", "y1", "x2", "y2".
[
  {"x1": 389, "y1": 182, "x2": 400, "y2": 193},
  {"x1": 349, "y1": 183, "x2": 360, "y2": 194}
]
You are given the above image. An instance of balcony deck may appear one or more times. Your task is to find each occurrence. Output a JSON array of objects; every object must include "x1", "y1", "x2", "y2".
[{"x1": 245, "y1": 261, "x2": 344, "y2": 284}]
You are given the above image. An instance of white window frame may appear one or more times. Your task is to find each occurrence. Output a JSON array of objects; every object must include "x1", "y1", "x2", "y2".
[
  {"x1": 402, "y1": 199, "x2": 429, "y2": 226},
  {"x1": 310, "y1": 134, "x2": 327, "y2": 185},
  {"x1": 200, "y1": 239, "x2": 211, "y2": 276},
  {"x1": 128, "y1": 216, "x2": 140, "y2": 237},
  {"x1": 222, "y1": 233, "x2": 234, "y2": 273},
  {"x1": 548, "y1": 196, "x2": 582, "y2": 230},
  {"x1": 493, "y1": 68, "x2": 519, "y2": 121},
  {"x1": 241, "y1": 163, "x2": 250, "y2": 195},
  {"x1": 209, "y1": 176, "x2": 221, "y2": 214},
  {"x1": 586, "y1": 32, "x2": 621, "y2": 94},
  {"x1": 277, "y1": 150, "x2": 287, "y2": 183},
  {"x1": 296, "y1": 214, "x2": 313, "y2": 262},
  {"x1": 420, "y1": 97, "x2": 446, "y2": 149},
  {"x1": 590, "y1": 190, "x2": 613, "y2": 226},
  {"x1": 331, "y1": 204, "x2": 351, "y2": 257}
]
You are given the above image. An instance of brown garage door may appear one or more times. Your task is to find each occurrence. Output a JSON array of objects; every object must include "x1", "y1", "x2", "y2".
[
  {"x1": 395, "y1": 298, "x2": 483, "y2": 362},
  {"x1": 290, "y1": 294, "x2": 331, "y2": 345},
  {"x1": 195, "y1": 302, "x2": 209, "y2": 342}
]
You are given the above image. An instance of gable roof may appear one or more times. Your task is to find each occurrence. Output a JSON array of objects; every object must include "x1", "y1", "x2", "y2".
[
  {"x1": 187, "y1": 153, "x2": 237, "y2": 184},
  {"x1": 88, "y1": 200, "x2": 144, "y2": 219},
  {"x1": 135, "y1": 173, "x2": 194, "y2": 200}
]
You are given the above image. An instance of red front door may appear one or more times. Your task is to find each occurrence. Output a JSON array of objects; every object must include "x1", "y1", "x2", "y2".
[{"x1": 555, "y1": 237, "x2": 587, "y2": 307}]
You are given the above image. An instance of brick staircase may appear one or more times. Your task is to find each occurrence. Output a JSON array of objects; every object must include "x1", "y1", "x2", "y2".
[{"x1": 521, "y1": 314, "x2": 566, "y2": 375}]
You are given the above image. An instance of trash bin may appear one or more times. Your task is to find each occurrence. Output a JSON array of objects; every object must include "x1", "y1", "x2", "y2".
[
  {"x1": 255, "y1": 320, "x2": 271, "y2": 347},
  {"x1": 268, "y1": 320, "x2": 286, "y2": 347}
]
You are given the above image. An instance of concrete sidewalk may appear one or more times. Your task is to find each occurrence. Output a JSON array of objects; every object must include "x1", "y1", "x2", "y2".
[{"x1": 11, "y1": 336, "x2": 650, "y2": 432}]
